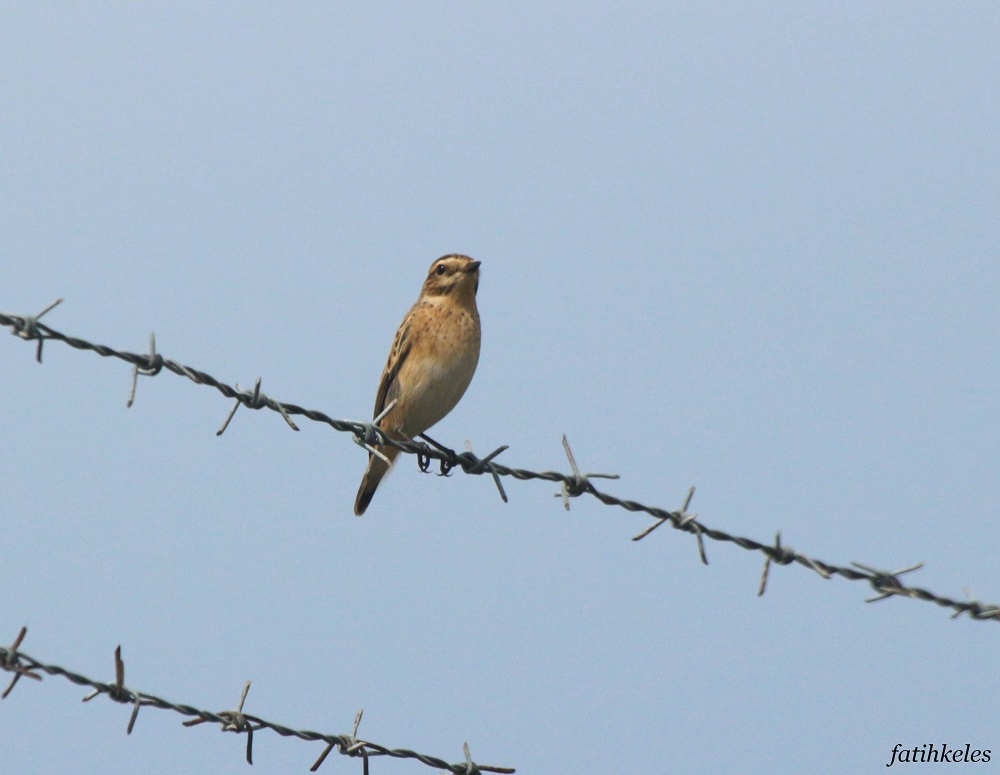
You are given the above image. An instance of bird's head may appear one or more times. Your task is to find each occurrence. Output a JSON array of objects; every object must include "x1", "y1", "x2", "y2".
[{"x1": 420, "y1": 254, "x2": 481, "y2": 300}]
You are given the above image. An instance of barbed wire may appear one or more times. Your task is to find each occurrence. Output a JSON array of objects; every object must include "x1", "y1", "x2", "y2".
[
  {"x1": 3, "y1": 301, "x2": 999, "y2": 626},
  {"x1": 0, "y1": 627, "x2": 513, "y2": 774}
]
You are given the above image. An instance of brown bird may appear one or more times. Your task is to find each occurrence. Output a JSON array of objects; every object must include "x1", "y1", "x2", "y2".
[{"x1": 354, "y1": 254, "x2": 482, "y2": 515}]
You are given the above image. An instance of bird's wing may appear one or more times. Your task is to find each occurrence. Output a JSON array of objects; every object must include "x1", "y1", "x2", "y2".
[{"x1": 373, "y1": 309, "x2": 413, "y2": 422}]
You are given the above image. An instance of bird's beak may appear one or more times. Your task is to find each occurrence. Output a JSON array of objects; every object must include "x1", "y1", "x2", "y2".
[{"x1": 465, "y1": 261, "x2": 482, "y2": 272}]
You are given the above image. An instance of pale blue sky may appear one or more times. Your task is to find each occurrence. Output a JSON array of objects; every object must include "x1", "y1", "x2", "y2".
[{"x1": 2, "y1": 4, "x2": 999, "y2": 774}]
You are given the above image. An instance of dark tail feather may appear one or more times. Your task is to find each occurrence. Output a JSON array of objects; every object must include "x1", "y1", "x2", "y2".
[
  {"x1": 353, "y1": 448, "x2": 396, "y2": 516},
  {"x1": 354, "y1": 485, "x2": 377, "y2": 516}
]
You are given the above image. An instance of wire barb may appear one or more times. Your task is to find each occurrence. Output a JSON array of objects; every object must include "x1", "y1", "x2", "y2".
[
  {"x1": 217, "y1": 378, "x2": 300, "y2": 436},
  {"x1": 462, "y1": 741, "x2": 516, "y2": 774},
  {"x1": 353, "y1": 399, "x2": 397, "y2": 464},
  {"x1": 1, "y1": 627, "x2": 42, "y2": 699},
  {"x1": 632, "y1": 487, "x2": 696, "y2": 542},
  {"x1": 126, "y1": 332, "x2": 163, "y2": 407},
  {"x1": 554, "y1": 435, "x2": 619, "y2": 510},
  {"x1": 758, "y1": 532, "x2": 782, "y2": 597},
  {"x1": 2, "y1": 307, "x2": 998, "y2": 624},
  {"x1": 851, "y1": 561, "x2": 925, "y2": 604},
  {"x1": 463, "y1": 441, "x2": 510, "y2": 502},
  {"x1": 310, "y1": 708, "x2": 369, "y2": 772},
  {"x1": 182, "y1": 680, "x2": 255, "y2": 763},
  {"x1": 13, "y1": 297, "x2": 63, "y2": 362}
]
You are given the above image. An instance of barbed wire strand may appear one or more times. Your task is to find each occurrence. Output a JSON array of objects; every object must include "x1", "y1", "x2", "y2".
[
  {"x1": 3, "y1": 304, "x2": 999, "y2": 625},
  {"x1": 0, "y1": 627, "x2": 513, "y2": 774}
]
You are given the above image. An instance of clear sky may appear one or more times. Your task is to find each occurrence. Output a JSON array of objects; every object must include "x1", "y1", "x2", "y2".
[{"x1": 2, "y1": 4, "x2": 999, "y2": 774}]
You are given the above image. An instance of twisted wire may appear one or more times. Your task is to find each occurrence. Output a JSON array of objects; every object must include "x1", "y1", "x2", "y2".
[
  {"x1": 0, "y1": 632, "x2": 513, "y2": 773},
  {"x1": 2, "y1": 306, "x2": 998, "y2": 623}
]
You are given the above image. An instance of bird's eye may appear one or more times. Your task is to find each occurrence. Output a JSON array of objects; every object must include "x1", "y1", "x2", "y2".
[{"x1": 435, "y1": 263, "x2": 447, "y2": 276}]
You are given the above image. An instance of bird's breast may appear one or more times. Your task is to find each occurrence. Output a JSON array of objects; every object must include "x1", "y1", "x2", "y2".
[{"x1": 395, "y1": 302, "x2": 480, "y2": 437}]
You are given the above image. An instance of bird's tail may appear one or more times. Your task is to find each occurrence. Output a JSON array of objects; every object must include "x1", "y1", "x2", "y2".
[{"x1": 354, "y1": 445, "x2": 400, "y2": 516}]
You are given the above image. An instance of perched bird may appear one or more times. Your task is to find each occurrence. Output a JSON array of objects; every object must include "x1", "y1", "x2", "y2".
[{"x1": 354, "y1": 254, "x2": 482, "y2": 515}]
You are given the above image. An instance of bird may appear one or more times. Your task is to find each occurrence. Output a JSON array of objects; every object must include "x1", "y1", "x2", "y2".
[{"x1": 354, "y1": 254, "x2": 482, "y2": 515}]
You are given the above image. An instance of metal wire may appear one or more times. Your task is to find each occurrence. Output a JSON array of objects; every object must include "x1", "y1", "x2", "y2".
[
  {"x1": 0, "y1": 628, "x2": 513, "y2": 774},
  {"x1": 3, "y1": 303, "x2": 998, "y2": 627}
]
